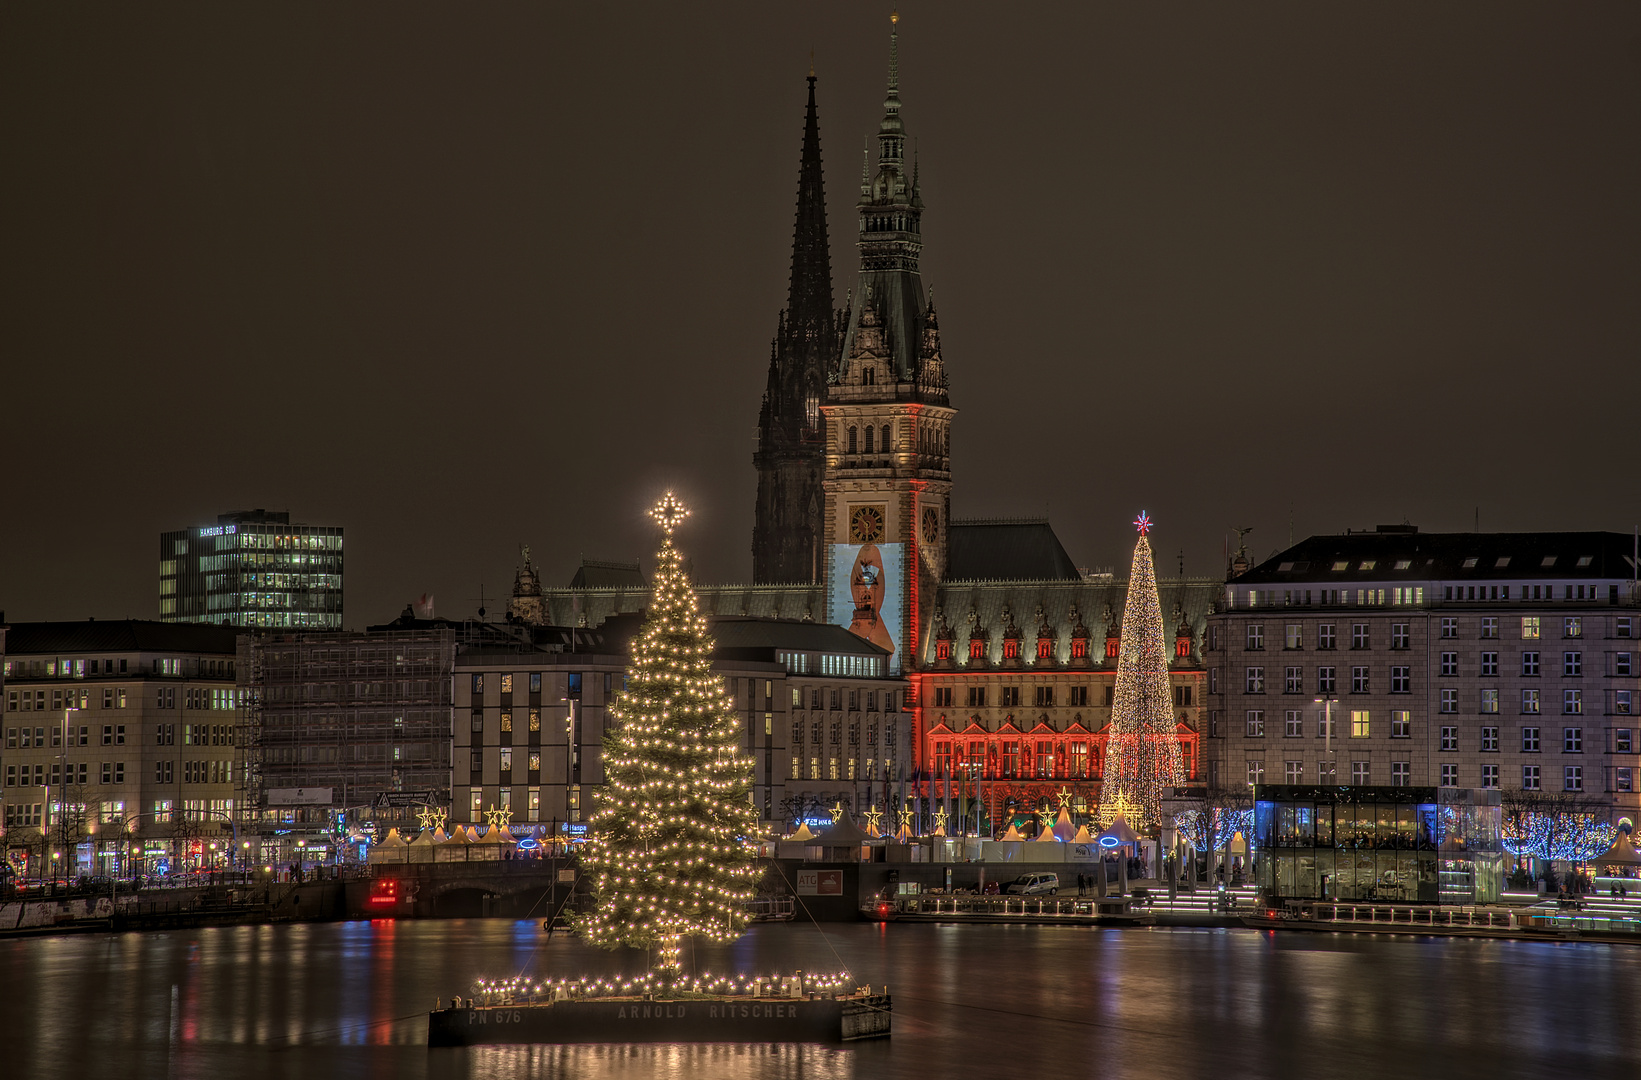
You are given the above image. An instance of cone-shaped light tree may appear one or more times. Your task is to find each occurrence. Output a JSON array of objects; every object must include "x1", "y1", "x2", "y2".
[
  {"x1": 575, "y1": 493, "x2": 759, "y2": 974},
  {"x1": 1101, "y1": 513, "x2": 1186, "y2": 831}
]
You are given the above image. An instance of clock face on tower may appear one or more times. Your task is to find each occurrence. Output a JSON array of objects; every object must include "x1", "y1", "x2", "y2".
[
  {"x1": 849, "y1": 505, "x2": 886, "y2": 544},
  {"x1": 921, "y1": 507, "x2": 939, "y2": 544}
]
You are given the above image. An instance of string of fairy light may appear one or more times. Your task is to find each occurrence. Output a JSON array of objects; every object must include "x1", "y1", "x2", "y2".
[
  {"x1": 574, "y1": 492, "x2": 760, "y2": 975},
  {"x1": 1175, "y1": 808, "x2": 1255, "y2": 853},
  {"x1": 1502, "y1": 812, "x2": 1618, "y2": 862},
  {"x1": 469, "y1": 971, "x2": 857, "y2": 1005},
  {"x1": 1101, "y1": 514, "x2": 1186, "y2": 831}
]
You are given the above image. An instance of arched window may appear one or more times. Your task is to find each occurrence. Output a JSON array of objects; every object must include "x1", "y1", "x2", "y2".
[
  {"x1": 1036, "y1": 638, "x2": 1053, "y2": 661},
  {"x1": 862, "y1": 366, "x2": 875, "y2": 386},
  {"x1": 863, "y1": 426, "x2": 874, "y2": 454},
  {"x1": 969, "y1": 638, "x2": 985, "y2": 661},
  {"x1": 847, "y1": 426, "x2": 858, "y2": 454},
  {"x1": 881, "y1": 425, "x2": 891, "y2": 452}
]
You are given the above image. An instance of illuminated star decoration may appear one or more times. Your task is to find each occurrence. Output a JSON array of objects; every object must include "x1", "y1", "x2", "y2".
[
  {"x1": 1055, "y1": 786, "x2": 1074, "y2": 812},
  {"x1": 933, "y1": 808, "x2": 949, "y2": 833},
  {"x1": 898, "y1": 807, "x2": 915, "y2": 831},
  {"x1": 829, "y1": 802, "x2": 844, "y2": 823},
  {"x1": 650, "y1": 491, "x2": 690, "y2": 536},
  {"x1": 1133, "y1": 511, "x2": 1153, "y2": 536},
  {"x1": 431, "y1": 809, "x2": 448, "y2": 832},
  {"x1": 485, "y1": 807, "x2": 514, "y2": 830},
  {"x1": 864, "y1": 806, "x2": 884, "y2": 835},
  {"x1": 417, "y1": 806, "x2": 438, "y2": 831}
]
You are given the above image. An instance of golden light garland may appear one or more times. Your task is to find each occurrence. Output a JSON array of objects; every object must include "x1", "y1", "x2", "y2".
[
  {"x1": 574, "y1": 492, "x2": 759, "y2": 974},
  {"x1": 1100, "y1": 521, "x2": 1185, "y2": 832}
]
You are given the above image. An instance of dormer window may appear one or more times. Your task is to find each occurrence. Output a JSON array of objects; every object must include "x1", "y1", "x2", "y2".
[{"x1": 862, "y1": 366, "x2": 875, "y2": 386}]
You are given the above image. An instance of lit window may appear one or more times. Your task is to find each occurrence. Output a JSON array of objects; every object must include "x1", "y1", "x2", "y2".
[{"x1": 1350, "y1": 710, "x2": 1370, "y2": 738}]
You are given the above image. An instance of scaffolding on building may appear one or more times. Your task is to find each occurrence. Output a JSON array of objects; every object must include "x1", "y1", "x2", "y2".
[{"x1": 239, "y1": 628, "x2": 456, "y2": 838}]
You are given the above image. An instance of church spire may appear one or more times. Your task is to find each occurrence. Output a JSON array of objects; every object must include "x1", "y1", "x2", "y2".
[
  {"x1": 753, "y1": 72, "x2": 841, "y2": 586},
  {"x1": 787, "y1": 72, "x2": 833, "y2": 328}
]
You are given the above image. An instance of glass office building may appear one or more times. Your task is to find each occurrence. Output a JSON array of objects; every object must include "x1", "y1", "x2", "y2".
[
  {"x1": 1253, "y1": 785, "x2": 1503, "y2": 904},
  {"x1": 160, "y1": 510, "x2": 344, "y2": 629}
]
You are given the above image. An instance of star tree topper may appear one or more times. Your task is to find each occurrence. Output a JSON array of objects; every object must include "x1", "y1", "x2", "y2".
[
  {"x1": 650, "y1": 491, "x2": 690, "y2": 536},
  {"x1": 1133, "y1": 511, "x2": 1153, "y2": 536}
]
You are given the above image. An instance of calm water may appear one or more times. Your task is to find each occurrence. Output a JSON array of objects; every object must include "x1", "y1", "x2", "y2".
[{"x1": 6, "y1": 918, "x2": 1638, "y2": 1080}]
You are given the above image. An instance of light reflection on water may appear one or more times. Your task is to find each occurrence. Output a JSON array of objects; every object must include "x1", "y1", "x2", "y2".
[{"x1": 4, "y1": 919, "x2": 1638, "y2": 1080}]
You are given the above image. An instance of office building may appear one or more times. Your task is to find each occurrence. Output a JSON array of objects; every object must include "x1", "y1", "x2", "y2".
[
  {"x1": 1, "y1": 620, "x2": 242, "y2": 877},
  {"x1": 161, "y1": 509, "x2": 343, "y2": 629},
  {"x1": 1205, "y1": 528, "x2": 1641, "y2": 822}
]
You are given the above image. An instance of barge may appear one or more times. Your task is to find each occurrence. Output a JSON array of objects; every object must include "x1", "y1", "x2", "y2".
[{"x1": 428, "y1": 988, "x2": 892, "y2": 1046}]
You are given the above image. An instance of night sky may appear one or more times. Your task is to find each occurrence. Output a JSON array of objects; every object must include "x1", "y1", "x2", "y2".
[{"x1": 3, "y1": 4, "x2": 1638, "y2": 627}]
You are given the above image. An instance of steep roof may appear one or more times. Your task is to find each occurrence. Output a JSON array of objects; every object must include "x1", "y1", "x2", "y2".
[
  {"x1": 1235, "y1": 530, "x2": 1641, "y2": 585},
  {"x1": 946, "y1": 519, "x2": 1081, "y2": 582},
  {"x1": 5, "y1": 620, "x2": 241, "y2": 655}
]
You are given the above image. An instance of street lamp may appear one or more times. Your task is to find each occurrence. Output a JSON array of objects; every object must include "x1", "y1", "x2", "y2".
[{"x1": 1314, "y1": 696, "x2": 1340, "y2": 783}]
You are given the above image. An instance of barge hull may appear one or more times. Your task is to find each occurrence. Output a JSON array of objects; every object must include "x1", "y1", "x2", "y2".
[{"x1": 428, "y1": 995, "x2": 891, "y2": 1046}]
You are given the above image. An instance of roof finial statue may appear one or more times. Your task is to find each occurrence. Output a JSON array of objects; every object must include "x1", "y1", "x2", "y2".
[{"x1": 809, "y1": 46, "x2": 815, "y2": 78}]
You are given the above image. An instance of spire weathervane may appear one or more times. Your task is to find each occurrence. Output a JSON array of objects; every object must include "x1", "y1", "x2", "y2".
[
  {"x1": 1134, "y1": 512, "x2": 1153, "y2": 536},
  {"x1": 651, "y1": 492, "x2": 690, "y2": 537}
]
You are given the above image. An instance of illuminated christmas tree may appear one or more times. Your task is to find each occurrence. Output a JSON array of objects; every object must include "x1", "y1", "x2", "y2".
[
  {"x1": 576, "y1": 493, "x2": 759, "y2": 975},
  {"x1": 1101, "y1": 513, "x2": 1185, "y2": 831}
]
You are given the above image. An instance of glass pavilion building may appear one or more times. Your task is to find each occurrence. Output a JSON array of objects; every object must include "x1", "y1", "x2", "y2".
[{"x1": 160, "y1": 510, "x2": 344, "y2": 629}]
